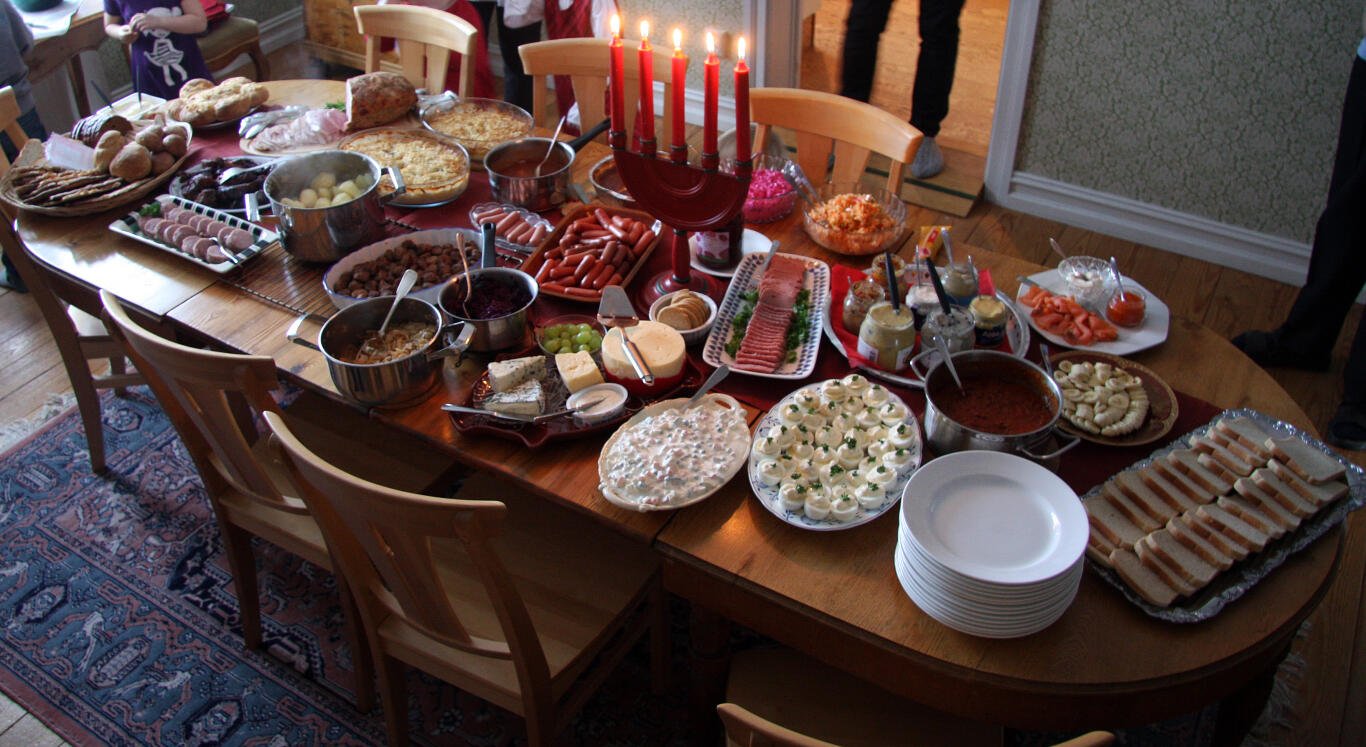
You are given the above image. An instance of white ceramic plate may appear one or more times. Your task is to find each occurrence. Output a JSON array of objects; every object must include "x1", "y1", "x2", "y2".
[
  {"x1": 689, "y1": 228, "x2": 773, "y2": 277},
  {"x1": 894, "y1": 552, "x2": 1077, "y2": 638},
  {"x1": 1015, "y1": 270, "x2": 1170, "y2": 355},
  {"x1": 597, "y1": 394, "x2": 750, "y2": 512},
  {"x1": 110, "y1": 195, "x2": 276, "y2": 275},
  {"x1": 748, "y1": 380, "x2": 923, "y2": 531},
  {"x1": 322, "y1": 228, "x2": 480, "y2": 309},
  {"x1": 702, "y1": 252, "x2": 830, "y2": 380},
  {"x1": 900, "y1": 451, "x2": 1087, "y2": 585},
  {"x1": 897, "y1": 534, "x2": 1083, "y2": 602}
]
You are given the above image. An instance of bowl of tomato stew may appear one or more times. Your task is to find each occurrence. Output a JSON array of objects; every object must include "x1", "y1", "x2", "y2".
[{"x1": 917, "y1": 350, "x2": 1078, "y2": 466}]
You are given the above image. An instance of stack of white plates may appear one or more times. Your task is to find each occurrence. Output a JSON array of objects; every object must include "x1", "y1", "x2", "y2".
[{"x1": 894, "y1": 451, "x2": 1089, "y2": 638}]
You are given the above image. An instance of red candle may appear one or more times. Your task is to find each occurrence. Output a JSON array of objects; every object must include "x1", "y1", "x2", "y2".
[
  {"x1": 638, "y1": 20, "x2": 654, "y2": 143},
  {"x1": 703, "y1": 32, "x2": 718, "y2": 157},
  {"x1": 609, "y1": 14, "x2": 625, "y2": 134},
  {"x1": 734, "y1": 35, "x2": 750, "y2": 163},
  {"x1": 671, "y1": 28, "x2": 687, "y2": 155}
]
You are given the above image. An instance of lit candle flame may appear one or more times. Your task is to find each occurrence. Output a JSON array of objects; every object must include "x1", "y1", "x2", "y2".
[
  {"x1": 705, "y1": 31, "x2": 715, "y2": 54},
  {"x1": 640, "y1": 20, "x2": 649, "y2": 41},
  {"x1": 673, "y1": 28, "x2": 682, "y2": 51},
  {"x1": 738, "y1": 36, "x2": 747, "y2": 61},
  {"x1": 610, "y1": 13, "x2": 620, "y2": 37}
]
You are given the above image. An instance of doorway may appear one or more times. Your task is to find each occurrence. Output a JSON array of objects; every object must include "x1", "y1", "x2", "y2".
[{"x1": 797, "y1": 0, "x2": 1008, "y2": 214}]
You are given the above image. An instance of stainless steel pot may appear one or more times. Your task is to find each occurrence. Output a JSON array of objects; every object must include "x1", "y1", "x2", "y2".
[
  {"x1": 251, "y1": 150, "x2": 406, "y2": 263},
  {"x1": 286, "y1": 297, "x2": 473, "y2": 406},
  {"x1": 912, "y1": 349, "x2": 1079, "y2": 465},
  {"x1": 485, "y1": 138, "x2": 574, "y2": 211},
  {"x1": 437, "y1": 266, "x2": 538, "y2": 352}
]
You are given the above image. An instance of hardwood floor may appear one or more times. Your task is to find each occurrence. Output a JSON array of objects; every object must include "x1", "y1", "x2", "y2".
[{"x1": 0, "y1": 41, "x2": 1361, "y2": 746}]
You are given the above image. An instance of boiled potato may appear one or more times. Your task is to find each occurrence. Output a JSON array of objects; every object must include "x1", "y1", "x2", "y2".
[
  {"x1": 336, "y1": 179, "x2": 359, "y2": 199},
  {"x1": 310, "y1": 172, "x2": 336, "y2": 190},
  {"x1": 314, "y1": 196, "x2": 332, "y2": 208},
  {"x1": 298, "y1": 188, "x2": 318, "y2": 207}
]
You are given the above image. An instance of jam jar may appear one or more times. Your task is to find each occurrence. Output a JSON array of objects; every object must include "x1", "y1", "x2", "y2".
[
  {"x1": 857, "y1": 301, "x2": 918, "y2": 370},
  {"x1": 969, "y1": 295, "x2": 1009, "y2": 347},
  {"x1": 943, "y1": 261, "x2": 978, "y2": 307},
  {"x1": 842, "y1": 279, "x2": 886, "y2": 334},
  {"x1": 922, "y1": 307, "x2": 975, "y2": 353}
]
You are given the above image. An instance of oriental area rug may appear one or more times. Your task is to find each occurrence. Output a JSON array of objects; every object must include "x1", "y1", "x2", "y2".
[{"x1": 0, "y1": 389, "x2": 1293, "y2": 745}]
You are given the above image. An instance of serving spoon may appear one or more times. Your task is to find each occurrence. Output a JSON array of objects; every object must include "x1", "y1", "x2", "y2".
[
  {"x1": 535, "y1": 114, "x2": 568, "y2": 177},
  {"x1": 686, "y1": 364, "x2": 730, "y2": 408},
  {"x1": 377, "y1": 269, "x2": 418, "y2": 338}
]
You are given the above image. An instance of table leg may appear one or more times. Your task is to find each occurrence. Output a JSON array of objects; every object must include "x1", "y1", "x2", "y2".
[
  {"x1": 688, "y1": 604, "x2": 731, "y2": 742},
  {"x1": 1210, "y1": 641, "x2": 1291, "y2": 746},
  {"x1": 67, "y1": 57, "x2": 92, "y2": 120}
]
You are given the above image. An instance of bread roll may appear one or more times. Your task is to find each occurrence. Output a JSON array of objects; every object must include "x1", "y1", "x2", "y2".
[
  {"x1": 109, "y1": 142, "x2": 153, "y2": 180},
  {"x1": 94, "y1": 131, "x2": 127, "y2": 172}
]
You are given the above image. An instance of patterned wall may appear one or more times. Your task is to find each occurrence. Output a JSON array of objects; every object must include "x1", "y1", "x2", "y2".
[
  {"x1": 624, "y1": 0, "x2": 743, "y2": 94},
  {"x1": 1017, "y1": 0, "x2": 1359, "y2": 243}
]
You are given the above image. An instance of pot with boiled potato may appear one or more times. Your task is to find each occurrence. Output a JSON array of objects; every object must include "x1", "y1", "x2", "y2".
[{"x1": 251, "y1": 150, "x2": 406, "y2": 262}]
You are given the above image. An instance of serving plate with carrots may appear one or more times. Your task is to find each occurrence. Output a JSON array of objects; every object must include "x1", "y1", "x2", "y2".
[{"x1": 1015, "y1": 271, "x2": 1170, "y2": 355}]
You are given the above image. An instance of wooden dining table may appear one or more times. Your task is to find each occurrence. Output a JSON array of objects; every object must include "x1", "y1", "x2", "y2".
[{"x1": 14, "y1": 79, "x2": 1347, "y2": 742}]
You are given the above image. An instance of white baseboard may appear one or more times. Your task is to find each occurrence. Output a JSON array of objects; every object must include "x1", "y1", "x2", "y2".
[{"x1": 996, "y1": 171, "x2": 1313, "y2": 287}]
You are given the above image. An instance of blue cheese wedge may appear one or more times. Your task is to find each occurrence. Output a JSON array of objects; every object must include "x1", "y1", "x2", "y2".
[
  {"x1": 483, "y1": 379, "x2": 544, "y2": 416},
  {"x1": 487, "y1": 355, "x2": 546, "y2": 393}
]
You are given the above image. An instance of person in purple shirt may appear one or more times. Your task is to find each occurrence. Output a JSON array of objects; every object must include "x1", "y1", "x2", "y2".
[{"x1": 103, "y1": 0, "x2": 211, "y2": 99}]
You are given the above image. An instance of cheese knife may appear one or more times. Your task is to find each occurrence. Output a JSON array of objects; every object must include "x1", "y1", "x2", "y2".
[{"x1": 596, "y1": 285, "x2": 655, "y2": 385}]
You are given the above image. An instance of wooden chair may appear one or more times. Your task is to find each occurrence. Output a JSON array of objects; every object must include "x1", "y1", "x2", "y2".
[
  {"x1": 1, "y1": 194, "x2": 141, "y2": 473},
  {"x1": 263, "y1": 417, "x2": 668, "y2": 747},
  {"x1": 100, "y1": 290, "x2": 459, "y2": 711},
  {"x1": 0, "y1": 87, "x2": 29, "y2": 177},
  {"x1": 719, "y1": 647, "x2": 1116, "y2": 747},
  {"x1": 750, "y1": 87, "x2": 923, "y2": 191},
  {"x1": 199, "y1": 16, "x2": 270, "y2": 81},
  {"x1": 519, "y1": 37, "x2": 678, "y2": 140},
  {"x1": 353, "y1": 4, "x2": 478, "y2": 96}
]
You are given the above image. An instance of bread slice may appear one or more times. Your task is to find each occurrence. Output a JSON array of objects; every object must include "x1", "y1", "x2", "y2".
[
  {"x1": 1233, "y1": 477, "x2": 1304, "y2": 529},
  {"x1": 1195, "y1": 504, "x2": 1270, "y2": 553},
  {"x1": 1209, "y1": 429, "x2": 1266, "y2": 468},
  {"x1": 1138, "y1": 464, "x2": 1204, "y2": 513},
  {"x1": 1239, "y1": 471, "x2": 1313, "y2": 517},
  {"x1": 1176, "y1": 512, "x2": 1250, "y2": 562},
  {"x1": 1196, "y1": 452, "x2": 1239, "y2": 486},
  {"x1": 1216, "y1": 494, "x2": 1288, "y2": 539},
  {"x1": 1214, "y1": 416, "x2": 1275, "y2": 461},
  {"x1": 1267, "y1": 435, "x2": 1347, "y2": 484},
  {"x1": 1142, "y1": 529, "x2": 1220, "y2": 588},
  {"x1": 1165, "y1": 449, "x2": 1233, "y2": 494},
  {"x1": 1267, "y1": 459, "x2": 1349, "y2": 508},
  {"x1": 1193, "y1": 437, "x2": 1257, "y2": 477},
  {"x1": 1135, "y1": 537, "x2": 1200, "y2": 597},
  {"x1": 1087, "y1": 532, "x2": 1118, "y2": 567},
  {"x1": 1085, "y1": 495, "x2": 1147, "y2": 549},
  {"x1": 1166, "y1": 516, "x2": 1235, "y2": 570},
  {"x1": 1109, "y1": 548, "x2": 1180, "y2": 607},
  {"x1": 1100, "y1": 483, "x2": 1162, "y2": 533},
  {"x1": 1114, "y1": 471, "x2": 1180, "y2": 526}
]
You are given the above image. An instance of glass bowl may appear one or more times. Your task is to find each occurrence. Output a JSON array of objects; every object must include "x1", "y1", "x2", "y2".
[
  {"x1": 742, "y1": 153, "x2": 805, "y2": 223},
  {"x1": 1056, "y1": 256, "x2": 1113, "y2": 309},
  {"x1": 419, "y1": 96, "x2": 533, "y2": 170},
  {"x1": 802, "y1": 183, "x2": 908, "y2": 256}
]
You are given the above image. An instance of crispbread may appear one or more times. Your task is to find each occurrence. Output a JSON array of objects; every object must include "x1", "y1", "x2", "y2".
[
  {"x1": 1214, "y1": 416, "x2": 1275, "y2": 461},
  {"x1": 1192, "y1": 437, "x2": 1257, "y2": 477},
  {"x1": 1135, "y1": 537, "x2": 1199, "y2": 597},
  {"x1": 1232, "y1": 477, "x2": 1304, "y2": 529},
  {"x1": 1109, "y1": 548, "x2": 1180, "y2": 607},
  {"x1": 1114, "y1": 471, "x2": 1180, "y2": 525},
  {"x1": 1141, "y1": 529, "x2": 1220, "y2": 587},
  {"x1": 1100, "y1": 483, "x2": 1162, "y2": 533},
  {"x1": 1267, "y1": 459, "x2": 1349, "y2": 508},
  {"x1": 1166, "y1": 516, "x2": 1234, "y2": 570},
  {"x1": 1216, "y1": 494, "x2": 1288, "y2": 539},
  {"x1": 1195, "y1": 504, "x2": 1270, "y2": 553},
  {"x1": 1085, "y1": 495, "x2": 1147, "y2": 548},
  {"x1": 1137, "y1": 464, "x2": 1203, "y2": 513},
  {"x1": 1165, "y1": 449, "x2": 1233, "y2": 494},
  {"x1": 1267, "y1": 435, "x2": 1347, "y2": 485},
  {"x1": 1177, "y1": 512, "x2": 1249, "y2": 561}
]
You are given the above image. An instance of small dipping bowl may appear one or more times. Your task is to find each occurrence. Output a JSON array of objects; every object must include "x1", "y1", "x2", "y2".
[
  {"x1": 1057, "y1": 256, "x2": 1113, "y2": 309},
  {"x1": 568, "y1": 382, "x2": 628, "y2": 424}
]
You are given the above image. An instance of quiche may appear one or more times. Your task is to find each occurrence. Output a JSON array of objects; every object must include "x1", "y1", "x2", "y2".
[
  {"x1": 338, "y1": 129, "x2": 470, "y2": 206},
  {"x1": 421, "y1": 100, "x2": 532, "y2": 163}
]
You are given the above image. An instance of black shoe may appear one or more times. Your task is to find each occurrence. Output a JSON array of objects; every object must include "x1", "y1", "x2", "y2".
[
  {"x1": 1231, "y1": 330, "x2": 1330, "y2": 372},
  {"x1": 1327, "y1": 405, "x2": 1366, "y2": 451},
  {"x1": 0, "y1": 268, "x2": 25, "y2": 293}
]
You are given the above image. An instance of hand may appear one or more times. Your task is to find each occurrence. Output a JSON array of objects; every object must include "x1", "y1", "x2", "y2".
[
  {"x1": 129, "y1": 13, "x2": 160, "y2": 33},
  {"x1": 113, "y1": 24, "x2": 139, "y2": 43}
]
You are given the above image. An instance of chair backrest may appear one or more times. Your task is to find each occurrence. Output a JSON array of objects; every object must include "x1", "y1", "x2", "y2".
[
  {"x1": 99, "y1": 289, "x2": 303, "y2": 512},
  {"x1": 717, "y1": 703, "x2": 838, "y2": 747},
  {"x1": 750, "y1": 87, "x2": 922, "y2": 191},
  {"x1": 263, "y1": 410, "x2": 554, "y2": 695},
  {"x1": 354, "y1": 4, "x2": 478, "y2": 96},
  {"x1": 519, "y1": 37, "x2": 677, "y2": 141},
  {"x1": 0, "y1": 86, "x2": 30, "y2": 177}
]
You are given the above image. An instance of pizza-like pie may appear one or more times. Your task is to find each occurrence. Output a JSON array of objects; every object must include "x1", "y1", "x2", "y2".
[{"x1": 338, "y1": 129, "x2": 470, "y2": 206}]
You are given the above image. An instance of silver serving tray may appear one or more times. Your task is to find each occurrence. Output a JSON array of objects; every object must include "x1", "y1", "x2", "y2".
[{"x1": 1083, "y1": 408, "x2": 1365, "y2": 622}]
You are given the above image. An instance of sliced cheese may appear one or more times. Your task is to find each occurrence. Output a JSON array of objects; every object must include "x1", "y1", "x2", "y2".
[
  {"x1": 555, "y1": 350, "x2": 603, "y2": 393},
  {"x1": 602, "y1": 321, "x2": 685, "y2": 380},
  {"x1": 488, "y1": 355, "x2": 546, "y2": 393},
  {"x1": 483, "y1": 379, "x2": 544, "y2": 416}
]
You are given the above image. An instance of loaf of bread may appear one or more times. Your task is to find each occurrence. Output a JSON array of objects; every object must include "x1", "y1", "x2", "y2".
[
  {"x1": 345, "y1": 72, "x2": 417, "y2": 131},
  {"x1": 1086, "y1": 415, "x2": 1352, "y2": 607}
]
